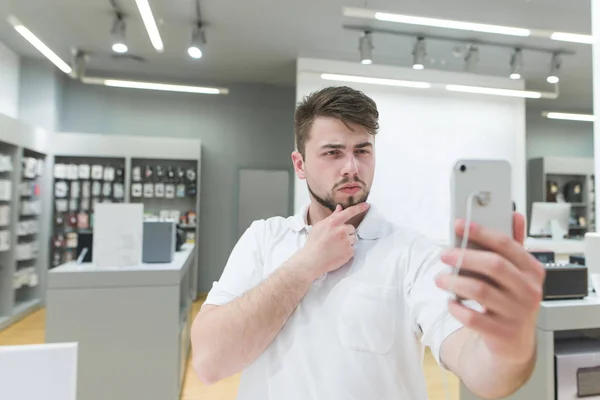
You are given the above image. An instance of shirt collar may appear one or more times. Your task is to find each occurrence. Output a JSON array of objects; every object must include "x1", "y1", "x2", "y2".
[{"x1": 288, "y1": 203, "x2": 385, "y2": 240}]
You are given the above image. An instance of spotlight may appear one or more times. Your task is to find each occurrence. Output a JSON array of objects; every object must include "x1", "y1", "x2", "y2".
[
  {"x1": 359, "y1": 31, "x2": 373, "y2": 65},
  {"x1": 509, "y1": 48, "x2": 523, "y2": 80},
  {"x1": 188, "y1": 25, "x2": 206, "y2": 59},
  {"x1": 111, "y1": 14, "x2": 128, "y2": 53},
  {"x1": 464, "y1": 45, "x2": 479, "y2": 72},
  {"x1": 71, "y1": 48, "x2": 89, "y2": 80},
  {"x1": 547, "y1": 52, "x2": 561, "y2": 84},
  {"x1": 412, "y1": 37, "x2": 426, "y2": 70}
]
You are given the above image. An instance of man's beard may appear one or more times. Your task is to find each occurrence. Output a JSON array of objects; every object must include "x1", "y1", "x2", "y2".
[{"x1": 307, "y1": 177, "x2": 369, "y2": 212}]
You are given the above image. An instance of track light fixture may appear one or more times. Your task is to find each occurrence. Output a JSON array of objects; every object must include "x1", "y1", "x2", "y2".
[
  {"x1": 464, "y1": 45, "x2": 479, "y2": 72},
  {"x1": 188, "y1": 24, "x2": 206, "y2": 59},
  {"x1": 359, "y1": 31, "x2": 373, "y2": 65},
  {"x1": 111, "y1": 13, "x2": 127, "y2": 53},
  {"x1": 412, "y1": 37, "x2": 427, "y2": 70},
  {"x1": 509, "y1": 48, "x2": 523, "y2": 80},
  {"x1": 547, "y1": 52, "x2": 561, "y2": 84},
  {"x1": 71, "y1": 48, "x2": 89, "y2": 80}
]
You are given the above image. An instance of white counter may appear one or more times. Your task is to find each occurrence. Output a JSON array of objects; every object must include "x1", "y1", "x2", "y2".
[
  {"x1": 525, "y1": 237, "x2": 585, "y2": 262},
  {"x1": 46, "y1": 245, "x2": 196, "y2": 400},
  {"x1": 461, "y1": 292, "x2": 600, "y2": 400}
]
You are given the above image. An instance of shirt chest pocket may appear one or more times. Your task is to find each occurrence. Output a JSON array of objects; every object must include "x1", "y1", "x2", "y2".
[{"x1": 337, "y1": 281, "x2": 398, "y2": 355}]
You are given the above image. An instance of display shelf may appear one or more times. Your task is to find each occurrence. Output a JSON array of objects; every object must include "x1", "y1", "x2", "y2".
[
  {"x1": 527, "y1": 157, "x2": 596, "y2": 238},
  {"x1": 51, "y1": 156, "x2": 126, "y2": 268},
  {"x1": 0, "y1": 139, "x2": 17, "y2": 326},
  {"x1": 129, "y1": 157, "x2": 199, "y2": 245},
  {"x1": 15, "y1": 148, "x2": 45, "y2": 307},
  {"x1": 0, "y1": 132, "x2": 48, "y2": 331}
]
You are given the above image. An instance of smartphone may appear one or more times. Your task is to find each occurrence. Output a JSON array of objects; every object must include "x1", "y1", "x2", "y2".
[{"x1": 450, "y1": 159, "x2": 513, "y2": 287}]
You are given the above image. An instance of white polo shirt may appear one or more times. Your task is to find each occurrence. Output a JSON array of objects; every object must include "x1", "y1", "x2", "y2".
[{"x1": 204, "y1": 204, "x2": 464, "y2": 400}]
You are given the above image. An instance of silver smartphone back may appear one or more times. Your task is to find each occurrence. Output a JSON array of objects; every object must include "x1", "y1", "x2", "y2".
[{"x1": 450, "y1": 159, "x2": 513, "y2": 249}]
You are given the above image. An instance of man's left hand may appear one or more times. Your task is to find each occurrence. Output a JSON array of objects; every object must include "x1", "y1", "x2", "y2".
[{"x1": 435, "y1": 212, "x2": 546, "y2": 364}]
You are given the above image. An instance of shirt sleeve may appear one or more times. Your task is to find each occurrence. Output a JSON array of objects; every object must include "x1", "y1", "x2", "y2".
[
  {"x1": 203, "y1": 220, "x2": 265, "y2": 307},
  {"x1": 404, "y1": 235, "x2": 465, "y2": 369}
]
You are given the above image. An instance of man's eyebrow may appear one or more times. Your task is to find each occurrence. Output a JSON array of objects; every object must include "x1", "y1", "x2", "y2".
[
  {"x1": 320, "y1": 142, "x2": 372, "y2": 150},
  {"x1": 320, "y1": 143, "x2": 345, "y2": 149}
]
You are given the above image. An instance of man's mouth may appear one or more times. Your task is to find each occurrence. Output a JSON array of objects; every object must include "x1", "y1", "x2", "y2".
[{"x1": 339, "y1": 184, "x2": 361, "y2": 194}]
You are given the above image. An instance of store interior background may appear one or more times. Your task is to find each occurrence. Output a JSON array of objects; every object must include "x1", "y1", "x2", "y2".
[{"x1": 0, "y1": 0, "x2": 598, "y2": 399}]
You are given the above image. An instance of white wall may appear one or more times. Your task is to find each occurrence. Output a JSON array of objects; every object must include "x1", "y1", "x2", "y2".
[
  {"x1": 295, "y1": 58, "x2": 526, "y2": 244},
  {"x1": 0, "y1": 41, "x2": 20, "y2": 118},
  {"x1": 19, "y1": 58, "x2": 64, "y2": 132},
  {"x1": 526, "y1": 110, "x2": 594, "y2": 160},
  {"x1": 594, "y1": 0, "x2": 600, "y2": 232}
]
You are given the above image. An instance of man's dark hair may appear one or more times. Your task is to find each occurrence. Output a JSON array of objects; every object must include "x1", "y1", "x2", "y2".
[{"x1": 294, "y1": 86, "x2": 379, "y2": 158}]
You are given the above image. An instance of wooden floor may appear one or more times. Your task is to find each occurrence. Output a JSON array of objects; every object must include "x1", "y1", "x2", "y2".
[{"x1": 0, "y1": 299, "x2": 459, "y2": 400}]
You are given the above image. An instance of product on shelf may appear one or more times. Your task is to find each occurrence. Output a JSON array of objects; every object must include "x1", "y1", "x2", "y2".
[
  {"x1": 91, "y1": 165, "x2": 103, "y2": 180},
  {"x1": 0, "y1": 179, "x2": 11, "y2": 201},
  {"x1": 78, "y1": 164, "x2": 90, "y2": 179},
  {"x1": 165, "y1": 184, "x2": 175, "y2": 199},
  {"x1": 0, "y1": 153, "x2": 13, "y2": 172},
  {"x1": 113, "y1": 183, "x2": 124, "y2": 199},
  {"x1": 0, "y1": 205, "x2": 9, "y2": 226},
  {"x1": 154, "y1": 183, "x2": 165, "y2": 198},
  {"x1": 143, "y1": 183, "x2": 154, "y2": 198},
  {"x1": 0, "y1": 230, "x2": 10, "y2": 251},
  {"x1": 13, "y1": 267, "x2": 38, "y2": 289}
]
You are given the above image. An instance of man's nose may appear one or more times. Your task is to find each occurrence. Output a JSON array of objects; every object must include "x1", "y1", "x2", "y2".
[{"x1": 341, "y1": 154, "x2": 359, "y2": 175}]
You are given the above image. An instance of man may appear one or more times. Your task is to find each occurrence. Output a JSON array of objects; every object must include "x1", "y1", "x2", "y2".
[{"x1": 191, "y1": 86, "x2": 545, "y2": 399}]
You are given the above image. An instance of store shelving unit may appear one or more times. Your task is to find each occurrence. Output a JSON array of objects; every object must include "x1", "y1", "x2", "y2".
[
  {"x1": 129, "y1": 157, "x2": 199, "y2": 244},
  {"x1": 51, "y1": 156, "x2": 126, "y2": 268},
  {"x1": 0, "y1": 114, "x2": 52, "y2": 331},
  {"x1": 527, "y1": 157, "x2": 596, "y2": 237}
]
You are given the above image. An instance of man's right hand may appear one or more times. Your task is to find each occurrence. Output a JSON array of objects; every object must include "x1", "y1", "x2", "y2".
[{"x1": 299, "y1": 202, "x2": 370, "y2": 280}]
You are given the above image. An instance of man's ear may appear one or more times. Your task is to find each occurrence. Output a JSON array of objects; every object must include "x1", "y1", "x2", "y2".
[{"x1": 291, "y1": 151, "x2": 306, "y2": 180}]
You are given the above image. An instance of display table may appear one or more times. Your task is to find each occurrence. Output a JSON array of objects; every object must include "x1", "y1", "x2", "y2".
[
  {"x1": 45, "y1": 244, "x2": 196, "y2": 400},
  {"x1": 460, "y1": 291, "x2": 600, "y2": 399},
  {"x1": 525, "y1": 237, "x2": 585, "y2": 263}
]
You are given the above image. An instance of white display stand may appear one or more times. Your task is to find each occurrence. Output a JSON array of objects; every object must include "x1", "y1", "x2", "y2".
[
  {"x1": 0, "y1": 342, "x2": 78, "y2": 400},
  {"x1": 47, "y1": 245, "x2": 196, "y2": 400},
  {"x1": 93, "y1": 203, "x2": 143, "y2": 267}
]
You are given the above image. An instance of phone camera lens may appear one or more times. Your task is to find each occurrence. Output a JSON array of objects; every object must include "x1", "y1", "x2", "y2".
[{"x1": 460, "y1": 165, "x2": 466, "y2": 172}]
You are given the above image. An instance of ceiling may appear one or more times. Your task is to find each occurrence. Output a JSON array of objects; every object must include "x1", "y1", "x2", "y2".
[{"x1": 0, "y1": 0, "x2": 593, "y2": 112}]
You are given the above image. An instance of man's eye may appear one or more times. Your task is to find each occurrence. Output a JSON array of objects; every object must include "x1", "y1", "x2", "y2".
[{"x1": 325, "y1": 151, "x2": 340, "y2": 156}]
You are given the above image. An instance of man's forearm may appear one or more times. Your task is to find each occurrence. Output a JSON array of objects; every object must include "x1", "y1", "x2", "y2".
[
  {"x1": 191, "y1": 251, "x2": 314, "y2": 384},
  {"x1": 458, "y1": 329, "x2": 536, "y2": 399}
]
